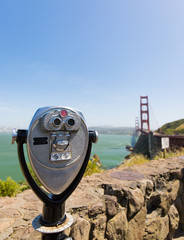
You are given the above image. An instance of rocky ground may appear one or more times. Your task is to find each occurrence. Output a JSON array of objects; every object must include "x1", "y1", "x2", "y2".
[{"x1": 1, "y1": 156, "x2": 184, "y2": 239}]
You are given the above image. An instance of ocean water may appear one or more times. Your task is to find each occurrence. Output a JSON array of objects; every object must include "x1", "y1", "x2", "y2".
[
  {"x1": 91, "y1": 134, "x2": 131, "y2": 168},
  {"x1": 0, "y1": 133, "x2": 132, "y2": 181}
]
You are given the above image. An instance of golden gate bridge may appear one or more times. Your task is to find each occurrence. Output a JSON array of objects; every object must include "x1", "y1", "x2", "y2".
[{"x1": 132, "y1": 96, "x2": 184, "y2": 158}]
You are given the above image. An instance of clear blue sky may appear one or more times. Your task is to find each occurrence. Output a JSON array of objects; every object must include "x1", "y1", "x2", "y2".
[{"x1": 0, "y1": 0, "x2": 184, "y2": 130}]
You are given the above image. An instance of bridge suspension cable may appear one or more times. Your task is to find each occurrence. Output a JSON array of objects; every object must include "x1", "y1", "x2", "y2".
[{"x1": 149, "y1": 102, "x2": 160, "y2": 130}]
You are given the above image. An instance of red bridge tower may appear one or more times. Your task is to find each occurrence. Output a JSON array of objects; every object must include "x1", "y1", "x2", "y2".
[
  {"x1": 135, "y1": 117, "x2": 139, "y2": 132},
  {"x1": 140, "y1": 96, "x2": 150, "y2": 132}
]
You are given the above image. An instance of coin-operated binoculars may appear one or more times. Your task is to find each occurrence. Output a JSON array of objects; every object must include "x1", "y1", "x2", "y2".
[{"x1": 12, "y1": 106, "x2": 98, "y2": 240}]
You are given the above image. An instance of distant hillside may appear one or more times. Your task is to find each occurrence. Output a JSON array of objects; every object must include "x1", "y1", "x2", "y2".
[
  {"x1": 0, "y1": 127, "x2": 12, "y2": 133},
  {"x1": 176, "y1": 123, "x2": 184, "y2": 130},
  {"x1": 156, "y1": 119, "x2": 184, "y2": 135},
  {"x1": 89, "y1": 126, "x2": 134, "y2": 135}
]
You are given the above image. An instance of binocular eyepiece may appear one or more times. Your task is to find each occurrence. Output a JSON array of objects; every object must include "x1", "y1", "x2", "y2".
[{"x1": 41, "y1": 109, "x2": 81, "y2": 133}]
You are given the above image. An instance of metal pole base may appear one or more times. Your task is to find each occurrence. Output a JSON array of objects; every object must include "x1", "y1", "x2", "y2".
[{"x1": 32, "y1": 213, "x2": 73, "y2": 239}]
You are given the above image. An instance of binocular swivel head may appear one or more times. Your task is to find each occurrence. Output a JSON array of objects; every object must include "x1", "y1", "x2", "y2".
[{"x1": 13, "y1": 106, "x2": 98, "y2": 237}]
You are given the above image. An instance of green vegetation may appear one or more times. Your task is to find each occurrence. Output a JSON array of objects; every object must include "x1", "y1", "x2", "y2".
[
  {"x1": 156, "y1": 118, "x2": 184, "y2": 135},
  {"x1": 122, "y1": 154, "x2": 150, "y2": 167},
  {"x1": 0, "y1": 177, "x2": 19, "y2": 197},
  {"x1": 0, "y1": 177, "x2": 31, "y2": 197},
  {"x1": 153, "y1": 148, "x2": 184, "y2": 160},
  {"x1": 122, "y1": 147, "x2": 184, "y2": 167},
  {"x1": 84, "y1": 154, "x2": 103, "y2": 176},
  {"x1": 17, "y1": 180, "x2": 30, "y2": 192}
]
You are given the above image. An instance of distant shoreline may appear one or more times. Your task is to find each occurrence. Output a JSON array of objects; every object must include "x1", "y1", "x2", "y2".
[
  {"x1": 0, "y1": 128, "x2": 12, "y2": 133},
  {"x1": 90, "y1": 127, "x2": 134, "y2": 135},
  {"x1": 0, "y1": 127, "x2": 135, "y2": 135}
]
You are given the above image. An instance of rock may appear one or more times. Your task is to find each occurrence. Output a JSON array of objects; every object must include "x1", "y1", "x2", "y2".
[
  {"x1": 178, "y1": 193, "x2": 184, "y2": 226},
  {"x1": 23, "y1": 210, "x2": 38, "y2": 221},
  {"x1": 0, "y1": 219, "x2": 14, "y2": 233},
  {"x1": 144, "y1": 211, "x2": 169, "y2": 240},
  {"x1": 168, "y1": 180, "x2": 180, "y2": 202},
  {"x1": 70, "y1": 217, "x2": 90, "y2": 240},
  {"x1": 147, "y1": 191, "x2": 172, "y2": 216},
  {"x1": 168, "y1": 205, "x2": 179, "y2": 240},
  {"x1": 123, "y1": 187, "x2": 144, "y2": 219},
  {"x1": 11, "y1": 225, "x2": 40, "y2": 240},
  {"x1": 155, "y1": 176, "x2": 168, "y2": 191},
  {"x1": 88, "y1": 202, "x2": 106, "y2": 218},
  {"x1": 21, "y1": 190, "x2": 40, "y2": 202},
  {"x1": 0, "y1": 197, "x2": 17, "y2": 206},
  {"x1": 126, "y1": 207, "x2": 147, "y2": 240},
  {"x1": 0, "y1": 221, "x2": 13, "y2": 240},
  {"x1": 170, "y1": 169, "x2": 183, "y2": 180},
  {"x1": 106, "y1": 209, "x2": 128, "y2": 240},
  {"x1": 91, "y1": 215, "x2": 107, "y2": 240},
  {"x1": 103, "y1": 184, "x2": 126, "y2": 207},
  {"x1": 22, "y1": 202, "x2": 42, "y2": 212},
  {"x1": 104, "y1": 195, "x2": 118, "y2": 218},
  {"x1": 175, "y1": 197, "x2": 184, "y2": 227},
  {"x1": 0, "y1": 208, "x2": 21, "y2": 218},
  {"x1": 145, "y1": 180, "x2": 154, "y2": 196},
  {"x1": 159, "y1": 192, "x2": 172, "y2": 216},
  {"x1": 147, "y1": 192, "x2": 161, "y2": 213}
]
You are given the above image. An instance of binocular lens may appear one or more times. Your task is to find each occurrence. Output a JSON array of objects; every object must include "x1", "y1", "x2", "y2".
[
  {"x1": 67, "y1": 118, "x2": 75, "y2": 127},
  {"x1": 53, "y1": 118, "x2": 61, "y2": 126}
]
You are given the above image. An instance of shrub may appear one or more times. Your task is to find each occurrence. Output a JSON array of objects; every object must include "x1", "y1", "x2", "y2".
[
  {"x1": 122, "y1": 154, "x2": 150, "y2": 167},
  {"x1": 153, "y1": 148, "x2": 184, "y2": 160},
  {"x1": 84, "y1": 154, "x2": 103, "y2": 176},
  {"x1": 0, "y1": 177, "x2": 19, "y2": 197},
  {"x1": 17, "y1": 180, "x2": 30, "y2": 192}
]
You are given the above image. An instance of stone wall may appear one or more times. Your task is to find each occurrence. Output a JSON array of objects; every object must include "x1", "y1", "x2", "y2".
[{"x1": 1, "y1": 156, "x2": 184, "y2": 240}]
